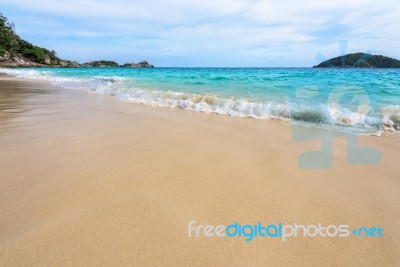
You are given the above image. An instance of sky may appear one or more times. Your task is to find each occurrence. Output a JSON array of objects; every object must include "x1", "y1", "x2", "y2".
[{"x1": 0, "y1": 0, "x2": 399, "y2": 67}]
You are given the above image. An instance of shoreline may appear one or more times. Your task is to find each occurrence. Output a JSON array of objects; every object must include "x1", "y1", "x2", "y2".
[
  {"x1": 1, "y1": 69, "x2": 400, "y2": 138},
  {"x1": 0, "y1": 74, "x2": 399, "y2": 266}
]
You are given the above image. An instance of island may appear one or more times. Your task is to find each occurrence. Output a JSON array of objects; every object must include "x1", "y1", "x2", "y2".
[
  {"x1": 0, "y1": 13, "x2": 153, "y2": 68},
  {"x1": 314, "y1": 52, "x2": 400, "y2": 68}
]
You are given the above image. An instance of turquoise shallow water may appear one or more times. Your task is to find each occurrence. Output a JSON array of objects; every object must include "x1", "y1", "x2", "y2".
[{"x1": 1, "y1": 67, "x2": 400, "y2": 133}]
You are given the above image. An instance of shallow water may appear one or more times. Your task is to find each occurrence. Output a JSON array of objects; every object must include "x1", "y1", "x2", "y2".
[{"x1": 1, "y1": 67, "x2": 399, "y2": 133}]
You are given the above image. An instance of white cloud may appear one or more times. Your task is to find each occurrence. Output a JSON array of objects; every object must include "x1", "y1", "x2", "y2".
[{"x1": 1, "y1": 0, "x2": 399, "y2": 66}]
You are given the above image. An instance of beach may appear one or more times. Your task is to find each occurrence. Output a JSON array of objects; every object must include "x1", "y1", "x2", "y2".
[{"x1": 0, "y1": 73, "x2": 399, "y2": 266}]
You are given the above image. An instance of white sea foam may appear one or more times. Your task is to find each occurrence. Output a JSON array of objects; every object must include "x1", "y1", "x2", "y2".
[{"x1": 1, "y1": 68, "x2": 398, "y2": 133}]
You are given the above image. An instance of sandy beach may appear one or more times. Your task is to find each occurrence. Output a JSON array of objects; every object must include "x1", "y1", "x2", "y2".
[{"x1": 0, "y1": 74, "x2": 399, "y2": 266}]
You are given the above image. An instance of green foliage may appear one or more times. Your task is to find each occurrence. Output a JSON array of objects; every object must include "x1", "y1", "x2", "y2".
[
  {"x1": 0, "y1": 13, "x2": 17, "y2": 50},
  {"x1": 0, "y1": 12, "x2": 62, "y2": 65},
  {"x1": 23, "y1": 46, "x2": 46, "y2": 63},
  {"x1": 314, "y1": 53, "x2": 400, "y2": 68}
]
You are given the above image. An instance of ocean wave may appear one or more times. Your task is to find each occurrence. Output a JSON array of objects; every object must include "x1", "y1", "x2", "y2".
[{"x1": 1, "y1": 68, "x2": 399, "y2": 133}]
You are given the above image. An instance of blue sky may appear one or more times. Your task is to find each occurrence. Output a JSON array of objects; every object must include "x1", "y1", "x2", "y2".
[{"x1": 1, "y1": 0, "x2": 399, "y2": 67}]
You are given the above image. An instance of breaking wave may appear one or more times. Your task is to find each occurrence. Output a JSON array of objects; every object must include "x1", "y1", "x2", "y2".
[{"x1": 1, "y1": 68, "x2": 399, "y2": 134}]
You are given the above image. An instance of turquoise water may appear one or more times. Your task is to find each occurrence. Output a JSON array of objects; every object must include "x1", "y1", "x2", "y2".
[{"x1": 2, "y1": 67, "x2": 400, "y2": 133}]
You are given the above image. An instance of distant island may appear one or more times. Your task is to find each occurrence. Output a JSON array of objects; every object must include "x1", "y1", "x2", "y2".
[
  {"x1": 314, "y1": 52, "x2": 400, "y2": 68},
  {"x1": 0, "y1": 13, "x2": 153, "y2": 68},
  {"x1": 81, "y1": 60, "x2": 153, "y2": 68}
]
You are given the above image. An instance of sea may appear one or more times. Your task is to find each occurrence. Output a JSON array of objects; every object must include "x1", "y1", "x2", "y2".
[{"x1": 1, "y1": 67, "x2": 399, "y2": 134}]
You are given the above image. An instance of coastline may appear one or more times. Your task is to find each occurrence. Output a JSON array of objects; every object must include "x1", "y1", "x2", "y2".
[{"x1": 0, "y1": 74, "x2": 399, "y2": 266}]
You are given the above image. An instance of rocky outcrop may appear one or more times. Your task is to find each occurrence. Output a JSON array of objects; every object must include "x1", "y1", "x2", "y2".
[
  {"x1": 81, "y1": 60, "x2": 119, "y2": 67},
  {"x1": 122, "y1": 60, "x2": 154, "y2": 68},
  {"x1": 0, "y1": 51, "x2": 11, "y2": 62},
  {"x1": 0, "y1": 56, "x2": 155, "y2": 68},
  {"x1": 0, "y1": 52, "x2": 82, "y2": 68},
  {"x1": 59, "y1": 60, "x2": 80, "y2": 68},
  {"x1": 44, "y1": 55, "x2": 51, "y2": 65},
  {"x1": 0, "y1": 52, "x2": 50, "y2": 67}
]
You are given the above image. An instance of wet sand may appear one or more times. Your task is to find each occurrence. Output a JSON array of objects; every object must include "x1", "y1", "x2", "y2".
[{"x1": 0, "y1": 74, "x2": 399, "y2": 266}]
